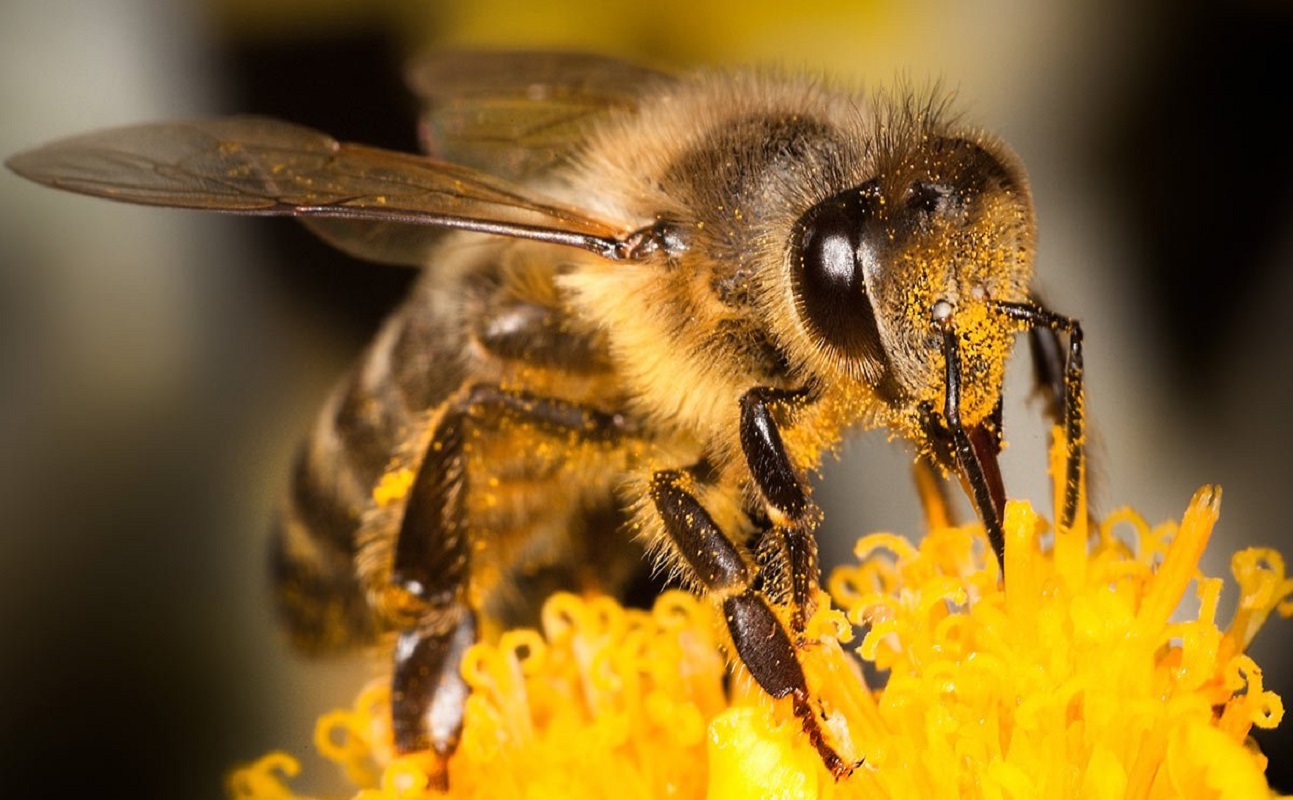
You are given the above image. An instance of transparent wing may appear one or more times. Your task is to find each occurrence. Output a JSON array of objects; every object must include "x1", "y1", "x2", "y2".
[
  {"x1": 407, "y1": 50, "x2": 674, "y2": 180},
  {"x1": 6, "y1": 117, "x2": 632, "y2": 265}
]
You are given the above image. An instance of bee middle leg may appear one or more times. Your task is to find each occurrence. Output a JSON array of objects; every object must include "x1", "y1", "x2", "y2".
[
  {"x1": 651, "y1": 470, "x2": 854, "y2": 778},
  {"x1": 739, "y1": 386, "x2": 821, "y2": 634},
  {"x1": 388, "y1": 384, "x2": 629, "y2": 762}
]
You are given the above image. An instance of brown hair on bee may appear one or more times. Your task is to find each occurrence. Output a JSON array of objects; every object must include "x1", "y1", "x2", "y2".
[{"x1": 6, "y1": 51, "x2": 1085, "y2": 784}]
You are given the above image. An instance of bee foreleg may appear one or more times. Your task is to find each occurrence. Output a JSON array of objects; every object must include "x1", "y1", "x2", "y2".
[
  {"x1": 739, "y1": 387, "x2": 821, "y2": 633},
  {"x1": 650, "y1": 470, "x2": 854, "y2": 779},
  {"x1": 994, "y1": 301, "x2": 1086, "y2": 529}
]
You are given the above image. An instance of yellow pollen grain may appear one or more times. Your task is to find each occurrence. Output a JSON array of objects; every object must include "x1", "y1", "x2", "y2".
[{"x1": 372, "y1": 468, "x2": 415, "y2": 507}]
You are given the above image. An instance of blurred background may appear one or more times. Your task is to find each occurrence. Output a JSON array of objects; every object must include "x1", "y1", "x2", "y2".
[{"x1": 1, "y1": 0, "x2": 1289, "y2": 796}]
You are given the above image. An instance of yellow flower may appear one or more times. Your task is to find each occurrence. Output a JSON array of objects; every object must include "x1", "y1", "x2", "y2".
[{"x1": 229, "y1": 434, "x2": 1289, "y2": 799}]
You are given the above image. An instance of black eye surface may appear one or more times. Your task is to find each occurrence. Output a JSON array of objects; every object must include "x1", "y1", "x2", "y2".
[{"x1": 791, "y1": 183, "x2": 885, "y2": 363}]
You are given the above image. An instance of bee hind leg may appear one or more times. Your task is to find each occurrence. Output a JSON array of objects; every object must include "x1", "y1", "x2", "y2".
[
  {"x1": 386, "y1": 402, "x2": 475, "y2": 777},
  {"x1": 651, "y1": 471, "x2": 857, "y2": 779},
  {"x1": 388, "y1": 383, "x2": 631, "y2": 771},
  {"x1": 390, "y1": 606, "x2": 477, "y2": 784}
]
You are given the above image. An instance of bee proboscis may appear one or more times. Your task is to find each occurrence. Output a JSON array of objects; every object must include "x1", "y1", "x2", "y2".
[{"x1": 7, "y1": 51, "x2": 1085, "y2": 781}]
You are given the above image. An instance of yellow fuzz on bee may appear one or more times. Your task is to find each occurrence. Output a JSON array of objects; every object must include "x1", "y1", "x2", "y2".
[{"x1": 229, "y1": 432, "x2": 1289, "y2": 799}]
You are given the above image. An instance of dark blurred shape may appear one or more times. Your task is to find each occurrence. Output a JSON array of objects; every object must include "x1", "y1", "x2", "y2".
[
  {"x1": 1107, "y1": 2, "x2": 1293, "y2": 785},
  {"x1": 1111, "y1": 4, "x2": 1293, "y2": 408},
  {"x1": 219, "y1": 31, "x2": 419, "y2": 350},
  {"x1": 0, "y1": 445, "x2": 246, "y2": 800},
  {"x1": 0, "y1": 23, "x2": 418, "y2": 800}
]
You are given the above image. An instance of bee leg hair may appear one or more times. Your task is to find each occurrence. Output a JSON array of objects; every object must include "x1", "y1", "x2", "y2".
[
  {"x1": 651, "y1": 471, "x2": 856, "y2": 779},
  {"x1": 739, "y1": 387, "x2": 820, "y2": 634},
  {"x1": 388, "y1": 383, "x2": 630, "y2": 765}
]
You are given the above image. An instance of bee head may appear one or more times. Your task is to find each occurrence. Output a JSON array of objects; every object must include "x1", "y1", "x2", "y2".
[{"x1": 787, "y1": 133, "x2": 1036, "y2": 447}]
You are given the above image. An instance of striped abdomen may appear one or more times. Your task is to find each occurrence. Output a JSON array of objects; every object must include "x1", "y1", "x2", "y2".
[
  {"x1": 271, "y1": 270, "x2": 468, "y2": 653},
  {"x1": 268, "y1": 242, "x2": 642, "y2": 654}
]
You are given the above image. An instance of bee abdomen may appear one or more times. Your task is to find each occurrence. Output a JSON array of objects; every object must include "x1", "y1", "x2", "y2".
[
  {"x1": 271, "y1": 486, "x2": 376, "y2": 653},
  {"x1": 271, "y1": 304, "x2": 466, "y2": 653},
  {"x1": 270, "y1": 387, "x2": 387, "y2": 653}
]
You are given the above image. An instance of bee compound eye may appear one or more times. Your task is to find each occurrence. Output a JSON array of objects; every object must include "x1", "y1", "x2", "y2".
[{"x1": 791, "y1": 185, "x2": 885, "y2": 363}]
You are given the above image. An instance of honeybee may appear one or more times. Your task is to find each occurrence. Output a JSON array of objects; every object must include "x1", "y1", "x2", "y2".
[{"x1": 7, "y1": 51, "x2": 1084, "y2": 781}]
